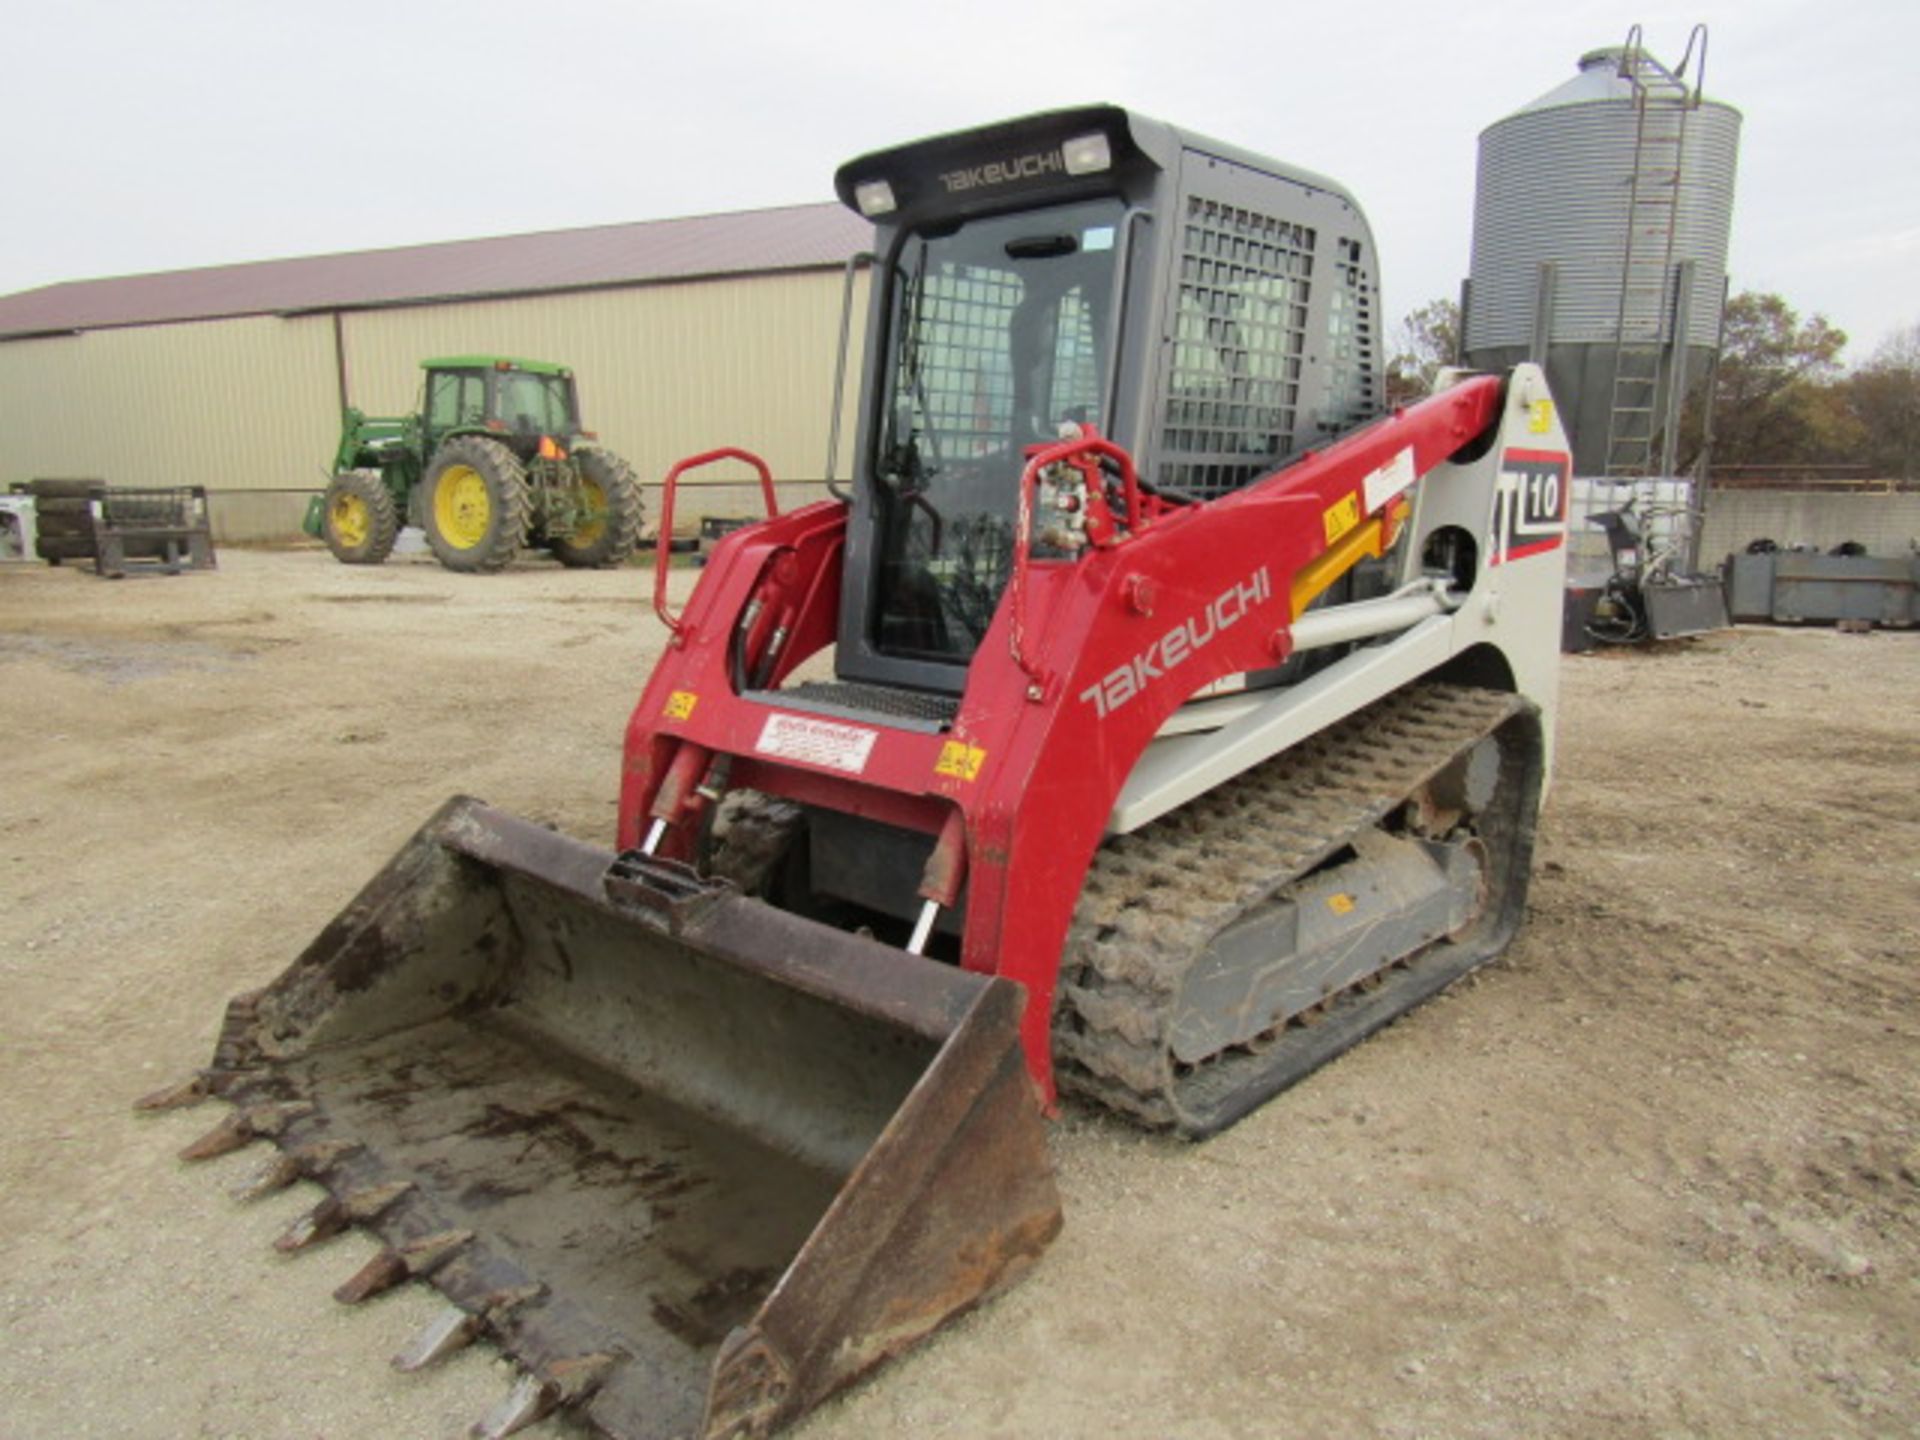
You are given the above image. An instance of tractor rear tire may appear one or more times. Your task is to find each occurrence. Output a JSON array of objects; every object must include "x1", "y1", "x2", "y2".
[
  {"x1": 422, "y1": 437, "x2": 529, "y2": 574},
  {"x1": 549, "y1": 449, "x2": 645, "y2": 568},
  {"x1": 320, "y1": 471, "x2": 399, "y2": 565}
]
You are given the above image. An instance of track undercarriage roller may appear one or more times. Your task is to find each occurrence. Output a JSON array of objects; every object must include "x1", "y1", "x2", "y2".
[{"x1": 1055, "y1": 684, "x2": 1544, "y2": 1136}]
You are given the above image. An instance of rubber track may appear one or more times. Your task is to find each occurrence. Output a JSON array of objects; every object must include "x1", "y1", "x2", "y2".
[{"x1": 1052, "y1": 683, "x2": 1527, "y2": 1130}]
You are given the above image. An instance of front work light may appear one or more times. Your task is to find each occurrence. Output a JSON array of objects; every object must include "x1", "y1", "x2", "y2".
[
  {"x1": 855, "y1": 180, "x2": 897, "y2": 217},
  {"x1": 1062, "y1": 132, "x2": 1112, "y2": 176}
]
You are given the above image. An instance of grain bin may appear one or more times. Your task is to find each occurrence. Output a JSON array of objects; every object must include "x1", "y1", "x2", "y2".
[{"x1": 1462, "y1": 30, "x2": 1741, "y2": 480}]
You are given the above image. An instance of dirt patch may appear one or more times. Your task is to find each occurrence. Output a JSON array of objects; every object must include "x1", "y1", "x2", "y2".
[
  {"x1": 0, "y1": 630, "x2": 247, "y2": 683},
  {"x1": 1, "y1": 551, "x2": 1915, "y2": 1437}
]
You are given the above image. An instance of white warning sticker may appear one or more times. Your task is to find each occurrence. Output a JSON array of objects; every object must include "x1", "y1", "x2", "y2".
[
  {"x1": 1362, "y1": 446, "x2": 1417, "y2": 514},
  {"x1": 754, "y1": 713, "x2": 879, "y2": 775}
]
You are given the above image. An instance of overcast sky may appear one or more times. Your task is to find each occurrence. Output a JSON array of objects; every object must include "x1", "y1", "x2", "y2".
[{"x1": 3, "y1": 0, "x2": 1914, "y2": 363}]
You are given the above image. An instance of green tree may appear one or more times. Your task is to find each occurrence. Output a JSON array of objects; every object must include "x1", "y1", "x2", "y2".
[
  {"x1": 1385, "y1": 298, "x2": 1460, "y2": 408},
  {"x1": 1702, "y1": 291, "x2": 1851, "y2": 471},
  {"x1": 1846, "y1": 323, "x2": 1920, "y2": 480}
]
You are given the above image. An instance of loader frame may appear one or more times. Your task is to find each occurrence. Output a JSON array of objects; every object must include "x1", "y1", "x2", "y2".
[{"x1": 622, "y1": 370, "x2": 1571, "y2": 1103}]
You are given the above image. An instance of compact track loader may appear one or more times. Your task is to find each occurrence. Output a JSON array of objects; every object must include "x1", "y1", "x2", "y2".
[{"x1": 145, "y1": 107, "x2": 1571, "y2": 1438}]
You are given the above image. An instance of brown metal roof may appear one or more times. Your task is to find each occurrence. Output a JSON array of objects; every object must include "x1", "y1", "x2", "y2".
[{"x1": 0, "y1": 203, "x2": 871, "y2": 340}]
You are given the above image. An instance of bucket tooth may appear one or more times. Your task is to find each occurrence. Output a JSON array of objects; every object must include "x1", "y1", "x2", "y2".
[
  {"x1": 274, "y1": 1196, "x2": 347, "y2": 1253},
  {"x1": 231, "y1": 1151, "x2": 301, "y2": 1201},
  {"x1": 470, "y1": 1372, "x2": 556, "y2": 1440},
  {"x1": 334, "y1": 1229, "x2": 473, "y2": 1304},
  {"x1": 391, "y1": 1304, "x2": 482, "y2": 1372},
  {"x1": 233, "y1": 1140, "x2": 360, "y2": 1203},
  {"x1": 470, "y1": 1355, "x2": 614, "y2": 1440},
  {"x1": 133, "y1": 1073, "x2": 212, "y2": 1112},
  {"x1": 180, "y1": 1105, "x2": 311, "y2": 1159},
  {"x1": 403, "y1": 1227, "x2": 474, "y2": 1268},
  {"x1": 273, "y1": 1182, "x2": 411, "y2": 1254},
  {"x1": 179, "y1": 1111, "x2": 255, "y2": 1162},
  {"x1": 181, "y1": 1103, "x2": 309, "y2": 1163},
  {"x1": 333, "y1": 1249, "x2": 406, "y2": 1305},
  {"x1": 392, "y1": 1283, "x2": 541, "y2": 1373},
  {"x1": 233, "y1": 1144, "x2": 360, "y2": 1198}
]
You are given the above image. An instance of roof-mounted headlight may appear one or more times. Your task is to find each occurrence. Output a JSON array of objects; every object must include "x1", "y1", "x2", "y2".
[
  {"x1": 854, "y1": 179, "x2": 897, "y2": 217},
  {"x1": 1062, "y1": 132, "x2": 1112, "y2": 176}
]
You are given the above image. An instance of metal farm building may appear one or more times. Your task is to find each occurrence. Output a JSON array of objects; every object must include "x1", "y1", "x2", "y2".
[{"x1": 0, "y1": 205, "x2": 871, "y2": 540}]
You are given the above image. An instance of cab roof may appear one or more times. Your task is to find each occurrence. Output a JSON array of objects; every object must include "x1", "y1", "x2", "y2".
[{"x1": 421, "y1": 356, "x2": 572, "y2": 376}]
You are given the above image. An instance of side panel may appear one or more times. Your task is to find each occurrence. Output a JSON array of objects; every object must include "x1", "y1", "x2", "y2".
[
  {"x1": 623, "y1": 377, "x2": 1522, "y2": 1099},
  {"x1": 1142, "y1": 148, "x2": 1384, "y2": 497},
  {"x1": 1409, "y1": 369, "x2": 1570, "y2": 781},
  {"x1": 340, "y1": 269, "x2": 868, "y2": 526},
  {"x1": 0, "y1": 316, "x2": 339, "y2": 541}
]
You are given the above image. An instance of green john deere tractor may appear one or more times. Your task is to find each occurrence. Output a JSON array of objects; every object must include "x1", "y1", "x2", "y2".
[{"x1": 314, "y1": 356, "x2": 644, "y2": 572}]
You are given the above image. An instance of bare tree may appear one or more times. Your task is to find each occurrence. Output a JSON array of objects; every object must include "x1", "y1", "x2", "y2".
[{"x1": 1385, "y1": 298, "x2": 1460, "y2": 408}]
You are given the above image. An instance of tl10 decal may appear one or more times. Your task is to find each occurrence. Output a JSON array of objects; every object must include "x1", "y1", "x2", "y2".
[{"x1": 1489, "y1": 449, "x2": 1570, "y2": 566}]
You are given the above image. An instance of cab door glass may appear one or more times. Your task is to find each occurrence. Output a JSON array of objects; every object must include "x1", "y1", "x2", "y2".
[
  {"x1": 425, "y1": 371, "x2": 487, "y2": 434},
  {"x1": 869, "y1": 198, "x2": 1123, "y2": 662}
]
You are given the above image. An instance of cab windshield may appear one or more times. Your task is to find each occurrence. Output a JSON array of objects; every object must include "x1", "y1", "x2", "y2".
[
  {"x1": 871, "y1": 198, "x2": 1123, "y2": 663},
  {"x1": 496, "y1": 371, "x2": 576, "y2": 436}
]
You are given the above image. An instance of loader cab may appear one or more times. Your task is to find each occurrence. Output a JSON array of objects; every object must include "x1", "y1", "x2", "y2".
[
  {"x1": 420, "y1": 357, "x2": 580, "y2": 456},
  {"x1": 832, "y1": 106, "x2": 1386, "y2": 695}
]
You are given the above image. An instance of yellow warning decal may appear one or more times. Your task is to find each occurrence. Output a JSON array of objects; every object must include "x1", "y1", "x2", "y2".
[
  {"x1": 1529, "y1": 399, "x2": 1555, "y2": 435},
  {"x1": 1327, "y1": 892, "x2": 1356, "y2": 915},
  {"x1": 1323, "y1": 493, "x2": 1360, "y2": 545},
  {"x1": 663, "y1": 690, "x2": 698, "y2": 721},
  {"x1": 935, "y1": 740, "x2": 987, "y2": 782}
]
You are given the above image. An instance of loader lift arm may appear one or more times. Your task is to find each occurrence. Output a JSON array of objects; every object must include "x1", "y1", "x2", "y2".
[{"x1": 620, "y1": 373, "x2": 1514, "y2": 1105}]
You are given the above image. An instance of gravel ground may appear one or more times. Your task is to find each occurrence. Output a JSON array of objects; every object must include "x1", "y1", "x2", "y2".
[{"x1": 1, "y1": 547, "x2": 1914, "y2": 1438}]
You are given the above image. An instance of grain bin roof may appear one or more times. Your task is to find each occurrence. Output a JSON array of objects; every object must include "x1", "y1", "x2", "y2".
[{"x1": 0, "y1": 203, "x2": 871, "y2": 340}]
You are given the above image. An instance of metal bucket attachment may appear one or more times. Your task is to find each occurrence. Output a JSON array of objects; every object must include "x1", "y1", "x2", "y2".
[{"x1": 145, "y1": 797, "x2": 1061, "y2": 1440}]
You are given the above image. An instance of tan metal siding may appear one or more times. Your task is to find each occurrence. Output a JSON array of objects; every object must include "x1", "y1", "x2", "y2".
[
  {"x1": 0, "y1": 268, "x2": 868, "y2": 540},
  {"x1": 0, "y1": 314, "x2": 340, "y2": 539},
  {"x1": 341, "y1": 269, "x2": 869, "y2": 495}
]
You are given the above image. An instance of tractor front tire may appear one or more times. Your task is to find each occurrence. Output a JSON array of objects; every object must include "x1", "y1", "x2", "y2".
[
  {"x1": 320, "y1": 470, "x2": 399, "y2": 565},
  {"x1": 549, "y1": 449, "x2": 645, "y2": 568},
  {"x1": 422, "y1": 437, "x2": 529, "y2": 574}
]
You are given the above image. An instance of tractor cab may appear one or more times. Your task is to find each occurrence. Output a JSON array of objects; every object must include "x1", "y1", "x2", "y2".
[
  {"x1": 832, "y1": 105, "x2": 1385, "y2": 692},
  {"x1": 419, "y1": 356, "x2": 583, "y2": 458}
]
